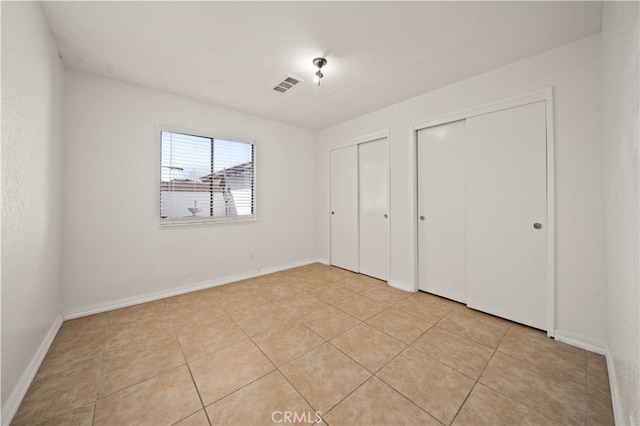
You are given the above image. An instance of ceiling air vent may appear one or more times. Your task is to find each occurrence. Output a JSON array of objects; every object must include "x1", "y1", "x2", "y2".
[{"x1": 273, "y1": 75, "x2": 303, "y2": 93}]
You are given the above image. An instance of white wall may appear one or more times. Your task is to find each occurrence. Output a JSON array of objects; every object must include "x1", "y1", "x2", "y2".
[
  {"x1": 602, "y1": 2, "x2": 640, "y2": 424},
  {"x1": 63, "y1": 71, "x2": 317, "y2": 313},
  {"x1": 316, "y1": 35, "x2": 607, "y2": 344},
  {"x1": 1, "y1": 0, "x2": 65, "y2": 412}
]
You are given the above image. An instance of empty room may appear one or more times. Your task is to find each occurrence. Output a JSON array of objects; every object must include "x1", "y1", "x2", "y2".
[{"x1": 1, "y1": 1, "x2": 638, "y2": 425}]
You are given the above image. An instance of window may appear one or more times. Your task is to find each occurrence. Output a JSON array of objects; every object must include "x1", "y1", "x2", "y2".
[{"x1": 160, "y1": 130, "x2": 255, "y2": 224}]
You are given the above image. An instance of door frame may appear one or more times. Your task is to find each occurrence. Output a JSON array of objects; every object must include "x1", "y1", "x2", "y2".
[
  {"x1": 412, "y1": 87, "x2": 555, "y2": 337},
  {"x1": 327, "y1": 129, "x2": 390, "y2": 281}
]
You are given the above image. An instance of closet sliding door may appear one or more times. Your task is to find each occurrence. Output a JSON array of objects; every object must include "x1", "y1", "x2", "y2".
[
  {"x1": 359, "y1": 138, "x2": 389, "y2": 281},
  {"x1": 465, "y1": 101, "x2": 548, "y2": 330},
  {"x1": 417, "y1": 121, "x2": 466, "y2": 303},
  {"x1": 330, "y1": 145, "x2": 359, "y2": 272},
  {"x1": 416, "y1": 97, "x2": 551, "y2": 331},
  {"x1": 329, "y1": 137, "x2": 389, "y2": 280}
]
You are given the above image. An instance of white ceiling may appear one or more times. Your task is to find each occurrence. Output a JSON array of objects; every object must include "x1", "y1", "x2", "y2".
[{"x1": 40, "y1": 1, "x2": 603, "y2": 130}]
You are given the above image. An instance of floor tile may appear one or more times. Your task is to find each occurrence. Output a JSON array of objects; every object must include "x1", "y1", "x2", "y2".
[
  {"x1": 292, "y1": 275, "x2": 327, "y2": 292},
  {"x1": 280, "y1": 343, "x2": 371, "y2": 413},
  {"x1": 164, "y1": 289, "x2": 220, "y2": 309},
  {"x1": 587, "y1": 351, "x2": 611, "y2": 393},
  {"x1": 265, "y1": 271, "x2": 299, "y2": 285},
  {"x1": 333, "y1": 294, "x2": 387, "y2": 321},
  {"x1": 38, "y1": 403, "x2": 95, "y2": 426},
  {"x1": 167, "y1": 302, "x2": 230, "y2": 333},
  {"x1": 452, "y1": 383, "x2": 561, "y2": 425},
  {"x1": 260, "y1": 284, "x2": 304, "y2": 303},
  {"x1": 412, "y1": 326, "x2": 494, "y2": 379},
  {"x1": 366, "y1": 308, "x2": 432, "y2": 344},
  {"x1": 500, "y1": 325, "x2": 586, "y2": 384},
  {"x1": 94, "y1": 366, "x2": 201, "y2": 425},
  {"x1": 324, "y1": 377, "x2": 439, "y2": 426},
  {"x1": 12, "y1": 364, "x2": 99, "y2": 425},
  {"x1": 13, "y1": 265, "x2": 613, "y2": 426},
  {"x1": 336, "y1": 275, "x2": 384, "y2": 294},
  {"x1": 311, "y1": 283, "x2": 355, "y2": 303},
  {"x1": 228, "y1": 303, "x2": 292, "y2": 336},
  {"x1": 220, "y1": 293, "x2": 271, "y2": 316},
  {"x1": 316, "y1": 268, "x2": 358, "y2": 283},
  {"x1": 104, "y1": 318, "x2": 176, "y2": 353},
  {"x1": 99, "y1": 332, "x2": 185, "y2": 397},
  {"x1": 58, "y1": 313, "x2": 109, "y2": 336},
  {"x1": 108, "y1": 300, "x2": 168, "y2": 325},
  {"x1": 480, "y1": 352, "x2": 586, "y2": 424},
  {"x1": 377, "y1": 347, "x2": 475, "y2": 425},
  {"x1": 330, "y1": 323, "x2": 406, "y2": 372},
  {"x1": 253, "y1": 321, "x2": 325, "y2": 367},
  {"x1": 35, "y1": 334, "x2": 104, "y2": 380},
  {"x1": 276, "y1": 293, "x2": 327, "y2": 318},
  {"x1": 176, "y1": 317, "x2": 247, "y2": 361},
  {"x1": 291, "y1": 263, "x2": 332, "y2": 276},
  {"x1": 301, "y1": 305, "x2": 361, "y2": 339},
  {"x1": 211, "y1": 284, "x2": 254, "y2": 304},
  {"x1": 392, "y1": 292, "x2": 456, "y2": 323},
  {"x1": 437, "y1": 308, "x2": 508, "y2": 349},
  {"x1": 587, "y1": 386, "x2": 615, "y2": 425},
  {"x1": 47, "y1": 325, "x2": 106, "y2": 363},
  {"x1": 361, "y1": 285, "x2": 411, "y2": 305},
  {"x1": 174, "y1": 410, "x2": 211, "y2": 426},
  {"x1": 207, "y1": 371, "x2": 316, "y2": 425},
  {"x1": 190, "y1": 339, "x2": 275, "y2": 405}
]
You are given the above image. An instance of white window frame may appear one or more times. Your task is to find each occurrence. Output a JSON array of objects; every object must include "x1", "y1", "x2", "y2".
[{"x1": 158, "y1": 126, "x2": 257, "y2": 226}]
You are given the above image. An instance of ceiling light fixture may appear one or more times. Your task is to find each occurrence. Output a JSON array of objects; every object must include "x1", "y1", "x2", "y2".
[{"x1": 312, "y1": 57, "x2": 327, "y2": 86}]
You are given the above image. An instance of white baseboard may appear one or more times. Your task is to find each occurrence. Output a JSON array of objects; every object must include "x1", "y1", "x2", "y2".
[
  {"x1": 2, "y1": 314, "x2": 64, "y2": 426},
  {"x1": 553, "y1": 330, "x2": 607, "y2": 354},
  {"x1": 317, "y1": 257, "x2": 329, "y2": 266},
  {"x1": 604, "y1": 345, "x2": 624, "y2": 425},
  {"x1": 63, "y1": 259, "x2": 318, "y2": 320},
  {"x1": 388, "y1": 279, "x2": 416, "y2": 293}
]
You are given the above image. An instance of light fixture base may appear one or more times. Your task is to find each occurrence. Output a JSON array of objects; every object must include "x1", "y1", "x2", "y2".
[{"x1": 312, "y1": 57, "x2": 327, "y2": 68}]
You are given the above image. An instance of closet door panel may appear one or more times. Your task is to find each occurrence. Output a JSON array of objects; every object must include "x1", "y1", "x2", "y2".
[
  {"x1": 359, "y1": 138, "x2": 389, "y2": 280},
  {"x1": 330, "y1": 146, "x2": 359, "y2": 272},
  {"x1": 417, "y1": 121, "x2": 467, "y2": 302},
  {"x1": 466, "y1": 101, "x2": 547, "y2": 330}
]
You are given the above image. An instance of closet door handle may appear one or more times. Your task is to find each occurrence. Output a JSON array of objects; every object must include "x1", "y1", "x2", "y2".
[
  {"x1": 384, "y1": 214, "x2": 388, "y2": 218},
  {"x1": 533, "y1": 223, "x2": 542, "y2": 229},
  {"x1": 420, "y1": 216, "x2": 425, "y2": 221}
]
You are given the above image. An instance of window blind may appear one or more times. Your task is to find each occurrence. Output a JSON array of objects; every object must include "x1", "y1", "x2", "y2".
[{"x1": 160, "y1": 130, "x2": 255, "y2": 223}]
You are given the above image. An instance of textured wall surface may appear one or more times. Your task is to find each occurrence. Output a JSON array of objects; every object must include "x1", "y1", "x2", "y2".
[
  {"x1": 602, "y1": 2, "x2": 640, "y2": 424},
  {"x1": 63, "y1": 71, "x2": 317, "y2": 313},
  {"x1": 1, "y1": 1, "x2": 65, "y2": 410}
]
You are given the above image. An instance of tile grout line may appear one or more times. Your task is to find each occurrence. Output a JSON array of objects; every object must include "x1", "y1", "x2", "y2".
[
  {"x1": 247, "y1": 333, "x2": 322, "y2": 422},
  {"x1": 584, "y1": 349, "x2": 590, "y2": 424},
  {"x1": 90, "y1": 312, "x2": 112, "y2": 425},
  {"x1": 167, "y1": 299, "x2": 214, "y2": 426},
  {"x1": 216, "y1": 278, "x2": 330, "y2": 421},
  {"x1": 245, "y1": 272, "x2": 381, "y2": 423},
  {"x1": 458, "y1": 324, "x2": 570, "y2": 426},
  {"x1": 447, "y1": 319, "x2": 511, "y2": 425},
  {"x1": 204, "y1": 281, "x2": 329, "y2": 419}
]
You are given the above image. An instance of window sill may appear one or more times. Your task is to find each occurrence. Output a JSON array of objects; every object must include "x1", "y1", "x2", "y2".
[{"x1": 160, "y1": 216, "x2": 256, "y2": 227}]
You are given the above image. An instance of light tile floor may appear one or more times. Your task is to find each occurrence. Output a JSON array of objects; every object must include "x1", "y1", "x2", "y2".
[{"x1": 12, "y1": 264, "x2": 614, "y2": 425}]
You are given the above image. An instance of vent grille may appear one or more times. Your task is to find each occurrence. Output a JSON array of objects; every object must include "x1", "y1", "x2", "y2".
[{"x1": 273, "y1": 75, "x2": 303, "y2": 93}]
